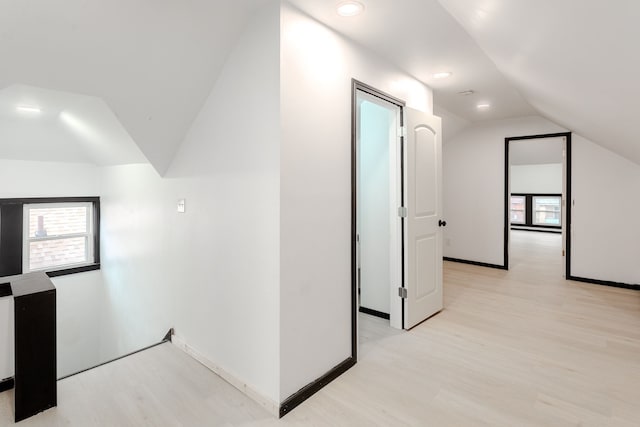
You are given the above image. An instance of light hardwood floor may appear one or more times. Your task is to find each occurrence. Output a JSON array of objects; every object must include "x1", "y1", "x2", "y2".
[{"x1": 1, "y1": 231, "x2": 639, "y2": 426}]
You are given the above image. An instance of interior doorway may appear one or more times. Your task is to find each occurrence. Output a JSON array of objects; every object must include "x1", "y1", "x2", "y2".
[
  {"x1": 354, "y1": 83, "x2": 404, "y2": 334},
  {"x1": 504, "y1": 133, "x2": 572, "y2": 277},
  {"x1": 351, "y1": 80, "x2": 444, "y2": 361}
]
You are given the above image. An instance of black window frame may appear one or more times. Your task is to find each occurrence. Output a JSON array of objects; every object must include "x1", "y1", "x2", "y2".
[
  {"x1": 510, "y1": 193, "x2": 562, "y2": 230},
  {"x1": 509, "y1": 195, "x2": 527, "y2": 225},
  {"x1": 0, "y1": 197, "x2": 100, "y2": 278}
]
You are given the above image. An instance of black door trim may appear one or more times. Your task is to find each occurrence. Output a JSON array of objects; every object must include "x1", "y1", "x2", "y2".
[
  {"x1": 278, "y1": 80, "x2": 406, "y2": 418},
  {"x1": 504, "y1": 132, "x2": 572, "y2": 275},
  {"x1": 352, "y1": 79, "x2": 406, "y2": 342}
]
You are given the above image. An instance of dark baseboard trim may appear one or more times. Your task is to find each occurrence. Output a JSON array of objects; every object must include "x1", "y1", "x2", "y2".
[
  {"x1": 568, "y1": 275, "x2": 640, "y2": 291},
  {"x1": 359, "y1": 306, "x2": 390, "y2": 320},
  {"x1": 0, "y1": 283, "x2": 11, "y2": 298},
  {"x1": 443, "y1": 257, "x2": 507, "y2": 271},
  {"x1": 511, "y1": 227, "x2": 562, "y2": 234},
  {"x1": 0, "y1": 377, "x2": 14, "y2": 393},
  {"x1": 58, "y1": 329, "x2": 174, "y2": 381},
  {"x1": 280, "y1": 357, "x2": 356, "y2": 418}
]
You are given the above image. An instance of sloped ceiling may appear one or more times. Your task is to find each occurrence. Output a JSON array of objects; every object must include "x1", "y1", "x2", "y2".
[
  {"x1": 0, "y1": 84, "x2": 147, "y2": 165},
  {"x1": 2, "y1": 1, "x2": 637, "y2": 169},
  {"x1": 0, "y1": 0, "x2": 268, "y2": 174},
  {"x1": 437, "y1": 0, "x2": 640, "y2": 165},
  {"x1": 287, "y1": 0, "x2": 536, "y2": 122}
]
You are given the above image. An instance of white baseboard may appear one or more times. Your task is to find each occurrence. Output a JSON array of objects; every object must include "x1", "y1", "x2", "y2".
[{"x1": 171, "y1": 333, "x2": 279, "y2": 417}]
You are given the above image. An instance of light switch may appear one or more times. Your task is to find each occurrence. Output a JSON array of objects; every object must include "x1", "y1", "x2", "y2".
[{"x1": 177, "y1": 199, "x2": 186, "y2": 213}]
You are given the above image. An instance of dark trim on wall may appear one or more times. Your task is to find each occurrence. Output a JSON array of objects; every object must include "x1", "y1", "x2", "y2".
[
  {"x1": 351, "y1": 80, "x2": 358, "y2": 363},
  {"x1": 504, "y1": 132, "x2": 572, "y2": 274},
  {"x1": 0, "y1": 203, "x2": 24, "y2": 277},
  {"x1": 0, "y1": 282, "x2": 11, "y2": 298},
  {"x1": 279, "y1": 357, "x2": 356, "y2": 418},
  {"x1": 512, "y1": 223, "x2": 562, "y2": 230},
  {"x1": 569, "y1": 275, "x2": 640, "y2": 291},
  {"x1": 511, "y1": 192, "x2": 563, "y2": 197},
  {"x1": 565, "y1": 134, "x2": 573, "y2": 278},
  {"x1": 504, "y1": 139, "x2": 510, "y2": 269},
  {"x1": 352, "y1": 79, "x2": 406, "y2": 356},
  {"x1": 46, "y1": 263, "x2": 101, "y2": 278},
  {"x1": 443, "y1": 257, "x2": 507, "y2": 271},
  {"x1": 0, "y1": 377, "x2": 14, "y2": 393},
  {"x1": 58, "y1": 330, "x2": 173, "y2": 381},
  {"x1": 359, "y1": 306, "x2": 390, "y2": 320},
  {"x1": 511, "y1": 227, "x2": 562, "y2": 234}
]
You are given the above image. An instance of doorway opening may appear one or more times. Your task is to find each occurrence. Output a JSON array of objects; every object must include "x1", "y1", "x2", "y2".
[
  {"x1": 504, "y1": 133, "x2": 572, "y2": 277},
  {"x1": 352, "y1": 81, "x2": 405, "y2": 357},
  {"x1": 351, "y1": 80, "x2": 445, "y2": 360}
]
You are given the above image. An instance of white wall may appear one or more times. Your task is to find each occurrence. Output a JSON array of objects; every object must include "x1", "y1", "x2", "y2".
[
  {"x1": 0, "y1": 159, "x2": 103, "y2": 380},
  {"x1": 53, "y1": 271, "x2": 103, "y2": 378},
  {"x1": 97, "y1": 1, "x2": 282, "y2": 405},
  {"x1": 358, "y1": 99, "x2": 394, "y2": 315},
  {"x1": 443, "y1": 116, "x2": 565, "y2": 265},
  {"x1": 511, "y1": 164, "x2": 562, "y2": 194},
  {"x1": 280, "y1": 3, "x2": 432, "y2": 401},
  {"x1": 98, "y1": 164, "x2": 175, "y2": 363},
  {"x1": 434, "y1": 104, "x2": 470, "y2": 144},
  {"x1": 571, "y1": 135, "x2": 640, "y2": 284}
]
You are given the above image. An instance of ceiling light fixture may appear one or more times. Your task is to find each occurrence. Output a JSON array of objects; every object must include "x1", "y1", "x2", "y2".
[
  {"x1": 16, "y1": 105, "x2": 41, "y2": 113},
  {"x1": 477, "y1": 103, "x2": 491, "y2": 109},
  {"x1": 432, "y1": 72, "x2": 452, "y2": 79},
  {"x1": 337, "y1": 1, "x2": 364, "y2": 17},
  {"x1": 458, "y1": 90, "x2": 474, "y2": 96}
]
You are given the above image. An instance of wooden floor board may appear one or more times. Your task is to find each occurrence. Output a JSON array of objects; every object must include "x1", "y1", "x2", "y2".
[{"x1": 1, "y1": 230, "x2": 639, "y2": 426}]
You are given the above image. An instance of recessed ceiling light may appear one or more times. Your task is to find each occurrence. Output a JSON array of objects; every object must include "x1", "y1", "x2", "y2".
[
  {"x1": 458, "y1": 90, "x2": 474, "y2": 96},
  {"x1": 477, "y1": 103, "x2": 491, "y2": 109},
  {"x1": 432, "y1": 72, "x2": 452, "y2": 79},
  {"x1": 16, "y1": 105, "x2": 41, "y2": 113},
  {"x1": 337, "y1": 1, "x2": 364, "y2": 17}
]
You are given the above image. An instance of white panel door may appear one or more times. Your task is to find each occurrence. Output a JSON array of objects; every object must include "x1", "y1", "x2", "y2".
[{"x1": 404, "y1": 108, "x2": 443, "y2": 329}]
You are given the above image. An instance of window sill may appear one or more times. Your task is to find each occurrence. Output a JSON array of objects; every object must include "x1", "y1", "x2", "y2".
[{"x1": 45, "y1": 263, "x2": 101, "y2": 278}]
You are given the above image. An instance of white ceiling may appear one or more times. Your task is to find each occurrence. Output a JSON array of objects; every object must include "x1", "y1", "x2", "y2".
[
  {"x1": 0, "y1": 0, "x2": 268, "y2": 174},
  {"x1": 287, "y1": 0, "x2": 537, "y2": 122},
  {"x1": 438, "y1": 0, "x2": 640, "y2": 165},
  {"x1": 1, "y1": 0, "x2": 638, "y2": 170},
  {"x1": 0, "y1": 84, "x2": 146, "y2": 165}
]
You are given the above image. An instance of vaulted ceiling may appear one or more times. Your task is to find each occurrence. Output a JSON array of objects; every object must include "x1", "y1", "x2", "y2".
[
  {"x1": 438, "y1": 0, "x2": 640, "y2": 165},
  {"x1": 290, "y1": 0, "x2": 640, "y2": 165},
  {"x1": 0, "y1": 0, "x2": 268, "y2": 174},
  {"x1": 1, "y1": 0, "x2": 638, "y2": 171}
]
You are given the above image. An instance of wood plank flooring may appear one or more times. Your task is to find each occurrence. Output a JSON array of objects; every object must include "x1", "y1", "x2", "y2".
[{"x1": 1, "y1": 231, "x2": 639, "y2": 426}]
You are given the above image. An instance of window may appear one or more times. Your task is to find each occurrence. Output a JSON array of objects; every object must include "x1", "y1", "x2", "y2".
[
  {"x1": 510, "y1": 196, "x2": 526, "y2": 225},
  {"x1": 23, "y1": 202, "x2": 95, "y2": 273},
  {"x1": 0, "y1": 197, "x2": 100, "y2": 277},
  {"x1": 533, "y1": 196, "x2": 562, "y2": 226},
  {"x1": 510, "y1": 193, "x2": 562, "y2": 230}
]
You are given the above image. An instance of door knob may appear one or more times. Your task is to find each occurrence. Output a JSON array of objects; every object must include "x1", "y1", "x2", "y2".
[{"x1": 439, "y1": 219, "x2": 447, "y2": 227}]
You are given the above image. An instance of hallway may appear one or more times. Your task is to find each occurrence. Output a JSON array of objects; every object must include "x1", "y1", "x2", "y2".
[{"x1": 2, "y1": 256, "x2": 639, "y2": 426}]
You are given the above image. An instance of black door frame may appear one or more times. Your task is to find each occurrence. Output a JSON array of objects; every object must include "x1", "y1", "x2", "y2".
[
  {"x1": 351, "y1": 79, "x2": 406, "y2": 357},
  {"x1": 504, "y1": 132, "x2": 572, "y2": 277}
]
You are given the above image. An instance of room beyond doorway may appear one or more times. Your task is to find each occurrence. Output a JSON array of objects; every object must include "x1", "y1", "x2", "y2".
[
  {"x1": 353, "y1": 82, "x2": 404, "y2": 334},
  {"x1": 504, "y1": 132, "x2": 572, "y2": 278}
]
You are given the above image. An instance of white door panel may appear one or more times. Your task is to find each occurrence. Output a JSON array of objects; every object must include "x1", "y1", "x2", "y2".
[{"x1": 405, "y1": 109, "x2": 443, "y2": 329}]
